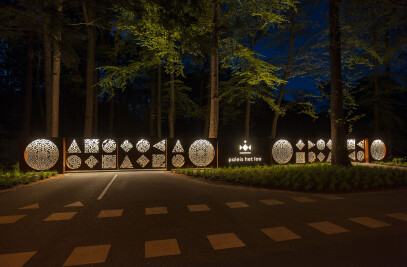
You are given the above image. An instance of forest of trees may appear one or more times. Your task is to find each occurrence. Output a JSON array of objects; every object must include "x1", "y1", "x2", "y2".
[{"x1": 0, "y1": 0, "x2": 406, "y2": 166}]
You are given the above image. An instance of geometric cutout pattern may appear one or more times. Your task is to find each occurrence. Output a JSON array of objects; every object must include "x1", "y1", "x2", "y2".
[
  {"x1": 172, "y1": 140, "x2": 184, "y2": 153},
  {"x1": 347, "y1": 139, "x2": 355, "y2": 150},
  {"x1": 326, "y1": 152, "x2": 331, "y2": 163},
  {"x1": 317, "y1": 139, "x2": 325, "y2": 150},
  {"x1": 172, "y1": 154, "x2": 185, "y2": 168},
  {"x1": 357, "y1": 140, "x2": 364, "y2": 149},
  {"x1": 357, "y1": 151, "x2": 365, "y2": 161},
  {"x1": 326, "y1": 140, "x2": 332, "y2": 150},
  {"x1": 296, "y1": 140, "x2": 305, "y2": 151},
  {"x1": 137, "y1": 155, "x2": 149, "y2": 168},
  {"x1": 308, "y1": 140, "x2": 315, "y2": 149},
  {"x1": 207, "y1": 233, "x2": 246, "y2": 250},
  {"x1": 308, "y1": 152, "x2": 316, "y2": 163},
  {"x1": 348, "y1": 151, "x2": 356, "y2": 161},
  {"x1": 66, "y1": 155, "x2": 81, "y2": 170},
  {"x1": 102, "y1": 139, "x2": 116, "y2": 153},
  {"x1": 120, "y1": 155, "x2": 133, "y2": 169},
  {"x1": 24, "y1": 139, "x2": 59, "y2": 171},
  {"x1": 102, "y1": 155, "x2": 116, "y2": 169},
  {"x1": 120, "y1": 140, "x2": 133, "y2": 153},
  {"x1": 136, "y1": 139, "x2": 150, "y2": 153},
  {"x1": 67, "y1": 139, "x2": 81, "y2": 153},
  {"x1": 188, "y1": 139, "x2": 215, "y2": 167},
  {"x1": 153, "y1": 140, "x2": 166, "y2": 152},
  {"x1": 296, "y1": 152, "x2": 305, "y2": 164},
  {"x1": 145, "y1": 239, "x2": 180, "y2": 258},
  {"x1": 85, "y1": 155, "x2": 98, "y2": 169},
  {"x1": 63, "y1": 244, "x2": 111, "y2": 266},
  {"x1": 272, "y1": 139, "x2": 293, "y2": 164},
  {"x1": 84, "y1": 139, "x2": 99, "y2": 153},
  {"x1": 317, "y1": 152, "x2": 325, "y2": 162},
  {"x1": 152, "y1": 154, "x2": 165, "y2": 168},
  {"x1": 371, "y1": 139, "x2": 386, "y2": 161}
]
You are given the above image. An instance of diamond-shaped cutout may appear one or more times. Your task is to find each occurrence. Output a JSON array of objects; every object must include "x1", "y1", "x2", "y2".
[
  {"x1": 308, "y1": 141, "x2": 315, "y2": 149},
  {"x1": 120, "y1": 140, "x2": 133, "y2": 152},
  {"x1": 85, "y1": 155, "x2": 98, "y2": 169},
  {"x1": 296, "y1": 140, "x2": 305, "y2": 150},
  {"x1": 326, "y1": 152, "x2": 331, "y2": 162},
  {"x1": 317, "y1": 152, "x2": 325, "y2": 162},
  {"x1": 326, "y1": 140, "x2": 332, "y2": 150},
  {"x1": 137, "y1": 155, "x2": 150, "y2": 168}
]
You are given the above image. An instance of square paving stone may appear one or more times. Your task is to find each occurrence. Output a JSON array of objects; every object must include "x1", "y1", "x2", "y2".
[
  {"x1": 292, "y1": 197, "x2": 315, "y2": 203},
  {"x1": 207, "y1": 233, "x2": 246, "y2": 250},
  {"x1": 261, "y1": 227, "x2": 302, "y2": 242},
  {"x1": 0, "y1": 215, "x2": 26, "y2": 224},
  {"x1": 225, "y1": 202, "x2": 249, "y2": 208},
  {"x1": 386, "y1": 213, "x2": 407, "y2": 222},
  {"x1": 145, "y1": 239, "x2": 180, "y2": 258},
  {"x1": 349, "y1": 217, "x2": 390, "y2": 228},
  {"x1": 145, "y1": 207, "x2": 168, "y2": 215},
  {"x1": 43, "y1": 212, "x2": 77, "y2": 221},
  {"x1": 187, "y1": 204, "x2": 210, "y2": 212},
  {"x1": 63, "y1": 244, "x2": 111, "y2": 266},
  {"x1": 308, "y1": 221, "x2": 349, "y2": 234},
  {"x1": 97, "y1": 209, "x2": 123, "y2": 218},
  {"x1": 0, "y1": 251, "x2": 36, "y2": 267},
  {"x1": 259, "y1": 199, "x2": 284, "y2": 206}
]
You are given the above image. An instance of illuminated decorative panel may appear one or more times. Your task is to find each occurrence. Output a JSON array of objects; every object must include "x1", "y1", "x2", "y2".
[
  {"x1": 348, "y1": 151, "x2": 356, "y2": 160},
  {"x1": 120, "y1": 140, "x2": 133, "y2": 152},
  {"x1": 327, "y1": 140, "x2": 332, "y2": 150},
  {"x1": 137, "y1": 155, "x2": 149, "y2": 168},
  {"x1": 296, "y1": 152, "x2": 305, "y2": 164},
  {"x1": 188, "y1": 139, "x2": 215, "y2": 167},
  {"x1": 136, "y1": 139, "x2": 150, "y2": 153},
  {"x1": 357, "y1": 140, "x2": 364, "y2": 149},
  {"x1": 272, "y1": 139, "x2": 293, "y2": 164},
  {"x1": 308, "y1": 152, "x2": 316, "y2": 163},
  {"x1": 326, "y1": 152, "x2": 331, "y2": 162},
  {"x1": 317, "y1": 152, "x2": 325, "y2": 162},
  {"x1": 24, "y1": 139, "x2": 59, "y2": 171},
  {"x1": 308, "y1": 141, "x2": 315, "y2": 149},
  {"x1": 172, "y1": 140, "x2": 184, "y2": 153},
  {"x1": 317, "y1": 140, "x2": 325, "y2": 150},
  {"x1": 102, "y1": 155, "x2": 116, "y2": 169},
  {"x1": 153, "y1": 140, "x2": 166, "y2": 152},
  {"x1": 371, "y1": 140, "x2": 386, "y2": 161},
  {"x1": 357, "y1": 151, "x2": 365, "y2": 161},
  {"x1": 84, "y1": 139, "x2": 99, "y2": 153},
  {"x1": 67, "y1": 139, "x2": 81, "y2": 153},
  {"x1": 347, "y1": 139, "x2": 355, "y2": 150},
  {"x1": 66, "y1": 155, "x2": 81, "y2": 169},
  {"x1": 120, "y1": 155, "x2": 133, "y2": 169},
  {"x1": 172, "y1": 154, "x2": 185, "y2": 168},
  {"x1": 85, "y1": 155, "x2": 98, "y2": 169},
  {"x1": 152, "y1": 154, "x2": 166, "y2": 168},
  {"x1": 102, "y1": 139, "x2": 116, "y2": 153},
  {"x1": 296, "y1": 140, "x2": 305, "y2": 151}
]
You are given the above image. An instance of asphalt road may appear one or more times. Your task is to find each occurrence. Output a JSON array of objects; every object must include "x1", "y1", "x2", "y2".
[{"x1": 0, "y1": 171, "x2": 406, "y2": 267}]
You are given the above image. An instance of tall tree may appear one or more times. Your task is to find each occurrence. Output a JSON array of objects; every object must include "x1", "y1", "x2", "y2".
[{"x1": 209, "y1": 0, "x2": 220, "y2": 138}]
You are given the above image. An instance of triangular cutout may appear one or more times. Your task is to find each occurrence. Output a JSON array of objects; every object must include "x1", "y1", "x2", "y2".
[
  {"x1": 64, "y1": 201, "x2": 84, "y2": 207},
  {"x1": 67, "y1": 139, "x2": 81, "y2": 153},
  {"x1": 308, "y1": 140, "x2": 315, "y2": 149},
  {"x1": 153, "y1": 140, "x2": 166, "y2": 152},
  {"x1": 357, "y1": 140, "x2": 364, "y2": 149},
  {"x1": 19, "y1": 203, "x2": 39, "y2": 210},
  {"x1": 349, "y1": 151, "x2": 356, "y2": 160},
  {"x1": 120, "y1": 155, "x2": 134, "y2": 168},
  {"x1": 172, "y1": 140, "x2": 184, "y2": 153}
]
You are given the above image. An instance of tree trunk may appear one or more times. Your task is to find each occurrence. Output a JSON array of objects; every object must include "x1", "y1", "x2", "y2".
[
  {"x1": 22, "y1": 36, "x2": 34, "y2": 137},
  {"x1": 157, "y1": 62, "x2": 162, "y2": 139},
  {"x1": 35, "y1": 53, "x2": 45, "y2": 131},
  {"x1": 43, "y1": 24, "x2": 52, "y2": 137},
  {"x1": 244, "y1": 95, "x2": 250, "y2": 138},
  {"x1": 169, "y1": 61, "x2": 175, "y2": 138},
  {"x1": 83, "y1": 1, "x2": 96, "y2": 137},
  {"x1": 93, "y1": 68, "x2": 99, "y2": 136},
  {"x1": 150, "y1": 67, "x2": 157, "y2": 137},
  {"x1": 329, "y1": 0, "x2": 350, "y2": 166},
  {"x1": 209, "y1": 0, "x2": 220, "y2": 138},
  {"x1": 51, "y1": 2, "x2": 62, "y2": 137},
  {"x1": 108, "y1": 96, "x2": 114, "y2": 136}
]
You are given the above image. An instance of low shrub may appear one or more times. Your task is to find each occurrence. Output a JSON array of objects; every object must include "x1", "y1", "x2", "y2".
[{"x1": 0, "y1": 164, "x2": 58, "y2": 189}]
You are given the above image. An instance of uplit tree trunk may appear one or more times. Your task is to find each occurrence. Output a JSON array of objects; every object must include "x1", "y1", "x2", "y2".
[
  {"x1": 93, "y1": 68, "x2": 99, "y2": 136},
  {"x1": 150, "y1": 67, "x2": 157, "y2": 137},
  {"x1": 244, "y1": 95, "x2": 250, "y2": 138},
  {"x1": 372, "y1": 19, "x2": 380, "y2": 137},
  {"x1": 35, "y1": 53, "x2": 45, "y2": 131},
  {"x1": 22, "y1": 36, "x2": 34, "y2": 137},
  {"x1": 108, "y1": 97, "x2": 114, "y2": 136},
  {"x1": 209, "y1": 0, "x2": 220, "y2": 138},
  {"x1": 329, "y1": 0, "x2": 350, "y2": 165},
  {"x1": 169, "y1": 61, "x2": 175, "y2": 138},
  {"x1": 204, "y1": 88, "x2": 211, "y2": 137},
  {"x1": 83, "y1": 1, "x2": 96, "y2": 137},
  {"x1": 43, "y1": 24, "x2": 52, "y2": 137},
  {"x1": 157, "y1": 62, "x2": 162, "y2": 139}
]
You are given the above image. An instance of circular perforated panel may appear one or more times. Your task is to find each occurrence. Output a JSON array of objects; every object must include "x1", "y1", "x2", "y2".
[
  {"x1": 102, "y1": 139, "x2": 116, "y2": 153},
  {"x1": 188, "y1": 140, "x2": 215, "y2": 167},
  {"x1": 317, "y1": 139, "x2": 325, "y2": 150},
  {"x1": 66, "y1": 155, "x2": 81, "y2": 169},
  {"x1": 136, "y1": 139, "x2": 150, "y2": 153},
  {"x1": 25, "y1": 139, "x2": 59, "y2": 171},
  {"x1": 371, "y1": 140, "x2": 386, "y2": 161},
  {"x1": 172, "y1": 154, "x2": 185, "y2": 168},
  {"x1": 272, "y1": 140, "x2": 293, "y2": 164}
]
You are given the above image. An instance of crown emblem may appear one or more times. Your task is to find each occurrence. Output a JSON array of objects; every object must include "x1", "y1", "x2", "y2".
[{"x1": 239, "y1": 140, "x2": 251, "y2": 154}]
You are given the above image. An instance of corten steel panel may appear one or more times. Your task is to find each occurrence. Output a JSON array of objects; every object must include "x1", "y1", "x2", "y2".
[
  {"x1": 117, "y1": 138, "x2": 167, "y2": 170},
  {"x1": 218, "y1": 138, "x2": 271, "y2": 167},
  {"x1": 345, "y1": 138, "x2": 368, "y2": 163},
  {"x1": 367, "y1": 138, "x2": 388, "y2": 163},
  {"x1": 302, "y1": 139, "x2": 332, "y2": 164},
  {"x1": 166, "y1": 138, "x2": 218, "y2": 170},
  {"x1": 20, "y1": 137, "x2": 65, "y2": 173}
]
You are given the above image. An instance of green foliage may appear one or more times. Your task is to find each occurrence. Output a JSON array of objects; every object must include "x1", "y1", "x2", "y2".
[
  {"x1": 173, "y1": 165, "x2": 407, "y2": 192},
  {"x1": 0, "y1": 166, "x2": 57, "y2": 189}
]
